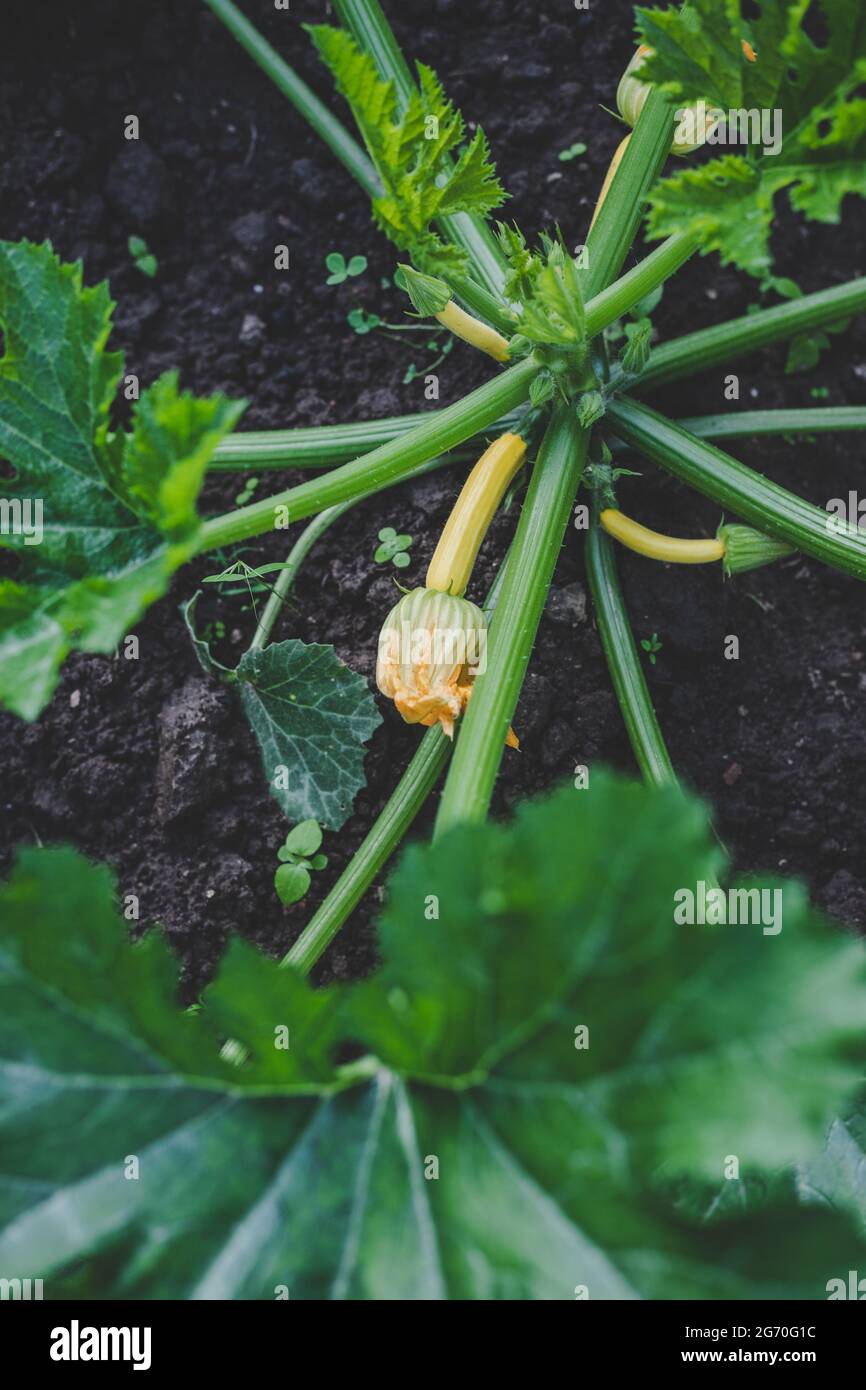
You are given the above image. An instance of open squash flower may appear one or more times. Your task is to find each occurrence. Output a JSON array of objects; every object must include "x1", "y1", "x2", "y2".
[{"x1": 376, "y1": 587, "x2": 489, "y2": 739}]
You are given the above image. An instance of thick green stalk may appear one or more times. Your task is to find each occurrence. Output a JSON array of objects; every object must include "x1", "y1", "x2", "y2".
[
  {"x1": 450, "y1": 275, "x2": 518, "y2": 337},
  {"x1": 434, "y1": 407, "x2": 589, "y2": 834},
  {"x1": 203, "y1": 0, "x2": 380, "y2": 198},
  {"x1": 247, "y1": 502, "x2": 353, "y2": 652},
  {"x1": 585, "y1": 519, "x2": 676, "y2": 789},
  {"x1": 675, "y1": 407, "x2": 866, "y2": 440},
  {"x1": 607, "y1": 398, "x2": 866, "y2": 581},
  {"x1": 199, "y1": 357, "x2": 538, "y2": 552},
  {"x1": 584, "y1": 231, "x2": 698, "y2": 338},
  {"x1": 283, "y1": 550, "x2": 512, "y2": 974},
  {"x1": 285, "y1": 725, "x2": 448, "y2": 975},
  {"x1": 333, "y1": 0, "x2": 508, "y2": 298},
  {"x1": 633, "y1": 279, "x2": 866, "y2": 393},
  {"x1": 210, "y1": 409, "x2": 523, "y2": 471},
  {"x1": 582, "y1": 89, "x2": 675, "y2": 300}
]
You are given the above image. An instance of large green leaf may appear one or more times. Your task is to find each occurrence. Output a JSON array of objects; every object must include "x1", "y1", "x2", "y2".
[
  {"x1": 636, "y1": 0, "x2": 866, "y2": 276},
  {"x1": 0, "y1": 775, "x2": 864, "y2": 1299},
  {"x1": 797, "y1": 1101, "x2": 866, "y2": 1234},
  {"x1": 0, "y1": 241, "x2": 244, "y2": 718}
]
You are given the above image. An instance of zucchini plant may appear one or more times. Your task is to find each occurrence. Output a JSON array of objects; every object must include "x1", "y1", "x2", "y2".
[{"x1": 2, "y1": 0, "x2": 866, "y2": 1300}]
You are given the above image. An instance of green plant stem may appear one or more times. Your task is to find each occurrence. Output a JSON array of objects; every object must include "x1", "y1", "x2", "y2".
[
  {"x1": 203, "y1": 0, "x2": 380, "y2": 199},
  {"x1": 208, "y1": 233, "x2": 714, "y2": 475},
  {"x1": 632, "y1": 278, "x2": 866, "y2": 393},
  {"x1": 434, "y1": 406, "x2": 589, "y2": 835},
  {"x1": 283, "y1": 548, "x2": 512, "y2": 974},
  {"x1": 607, "y1": 397, "x2": 866, "y2": 581},
  {"x1": 583, "y1": 89, "x2": 675, "y2": 300},
  {"x1": 674, "y1": 407, "x2": 866, "y2": 439},
  {"x1": 584, "y1": 231, "x2": 698, "y2": 338},
  {"x1": 285, "y1": 724, "x2": 449, "y2": 974},
  {"x1": 585, "y1": 517, "x2": 676, "y2": 789},
  {"x1": 332, "y1": 0, "x2": 507, "y2": 298},
  {"x1": 247, "y1": 502, "x2": 354, "y2": 652},
  {"x1": 199, "y1": 357, "x2": 538, "y2": 552},
  {"x1": 209, "y1": 414, "x2": 519, "y2": 471},
  {"x1": 450, "y1": 275, "x2": 518, "y2": 336}
]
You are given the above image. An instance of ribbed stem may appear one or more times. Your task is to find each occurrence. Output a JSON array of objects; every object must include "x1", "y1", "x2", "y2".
[
  {"x1": 199, "y1": 357, "x2": 539, "y2": 552},
  {"x1": 282, "y1": 549, "x2": 512, "y2": 975},
  {"x1": 607, "y1": 398, "x2": 866, "y2": 581},
  {"x1": 203, "y1": 0, "x2": 380, "y2": 198},
  {"x1": 434, "y1": 407, "x2": 589, "y2": 834},
  {"x1": 674, "y1": 407, "x2": 866, "y2": 440},
  {"x1": 284, "y1": 726, "x2": 448, "y2": 974},
  {"x1": 209, "y1": 409, "x2": 523, "y2": 471},
  {"x1": 584, "y1": 232, "x2": 698, "y2": 338},
  {"x1": 582, "y1": 88, "x2": 675, "y2": 300},
  {"x1": 633, "y1": 279, "x2": 866, "y2": 393},
  {"x1": 585, "y1": 518, "x2": 676, "y2": 788}
]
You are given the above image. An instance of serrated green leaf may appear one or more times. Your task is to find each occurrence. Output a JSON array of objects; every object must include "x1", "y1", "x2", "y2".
[
  {"x1": 0, "y1": 241, "x2": 244, "y2": 718},
  {"x1": 638, "y1": 0, "x2": 866, "y2": 275},
  {"x1": 797, "y1": 1100, "x2": 866, "y2": 1236},
  {"x1": 2, "y1": 776, "x2": 865, "y2": 1298},
  {"x1": 236, "y1": 641, "x2": 382, "y2": 831},
  {"x1": 307, "y1": 26, "x2": 505, "y2": 276}
]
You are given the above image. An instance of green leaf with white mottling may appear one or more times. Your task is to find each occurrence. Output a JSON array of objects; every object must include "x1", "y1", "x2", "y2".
[{"x1": 236, "y1": 640, "x2": 382, "y2": 831}]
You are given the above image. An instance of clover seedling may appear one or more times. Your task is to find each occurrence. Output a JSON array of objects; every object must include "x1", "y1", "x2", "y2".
[
  {"x1": 326, "y1": 251, "x2": 367, "y2": 285},
  {"x1": 375, "y1": 526, "x2": 412, "y2": 569},
  {"x1": 347, "y1": 307, "x2": 382, "y2": 335},
  {"x1": 128, "y1": 234, "x2": 158, "y2": 278},
  {"x1": 274, "y1": 819, "x2": 328, "y2": 906},
  {"x1": 641, "y1": 633, "x2": 663, "y2": 666}
]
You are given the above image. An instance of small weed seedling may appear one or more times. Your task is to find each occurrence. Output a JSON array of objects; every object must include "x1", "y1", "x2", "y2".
[
  {"x1": 375, "y1": 526, "x2": 413, "y2": 569},
  {"x1": 127, "y1": 234, "x2": 158, "y2": 278},
  {"x1": 558, "y1": 141, "x2": 587, "y2": 162},
  {"x1": 641, "y1": 633, "x2": 663, "y2": 666},
  {"x1": 274, "y1": 820, "x2": 328, "y2": 905},
  {"x1": 325, "y1": 250, "x2": 368, "y2": 284},
  {"x1": 235, "y1": 475, "x2": 259, "y2": 507}
]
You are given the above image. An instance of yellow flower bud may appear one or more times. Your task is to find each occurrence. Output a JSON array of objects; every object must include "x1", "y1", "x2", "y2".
[
  {"x1": 376, "y1": 588, "x2": 488, "y2": 738},
  {"x1": 617, "y1": 45, "x2": 723, "y2": 156}
]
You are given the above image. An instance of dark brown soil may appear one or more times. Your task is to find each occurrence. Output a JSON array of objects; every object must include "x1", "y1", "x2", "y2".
[{"x1": 2, "y1": 0, "x2": 866, "y2": 999}]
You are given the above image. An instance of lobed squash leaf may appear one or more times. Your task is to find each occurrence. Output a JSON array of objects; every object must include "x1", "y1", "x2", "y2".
[
  {"x1": 635, "y1": 0, "x2": 866, "y2": 276},
  {"x1": 0, "y1": 240, "x2": 245, "y2": 719},
  {"x1": 0, "y1": 774, "x2": 864, "y2": 1298}
]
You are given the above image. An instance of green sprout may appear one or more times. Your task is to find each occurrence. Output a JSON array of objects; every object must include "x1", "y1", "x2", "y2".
[
  {"x1": 127, "y1": 234, "x2": 158, "y2": 278},
  {"x1": 326, "y1": 251, "x2": 368, "y2": 285},
  {"x1": 558, "y1": 141, "x2": 587, "y2": 162},
  {"x1": 274, "y1": 819, "x2": 328, "y2": 906},
  {"x1": 374, "y1": 526, "x2": 413, "y2": 569},
  {"x1": 640, "y1": 633, "x2": 663, "y2": 666},
  {"x1": 235, "y1": 475, "x2": 259, "y2": 507},
  {"x1": 347, "y1": 307, "x2": 382, "y2": 335}
]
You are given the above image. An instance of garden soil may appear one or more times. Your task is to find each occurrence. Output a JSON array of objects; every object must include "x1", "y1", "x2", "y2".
[{"x1": 2, "y1": 0, "x2": 866, "y2": 999}]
